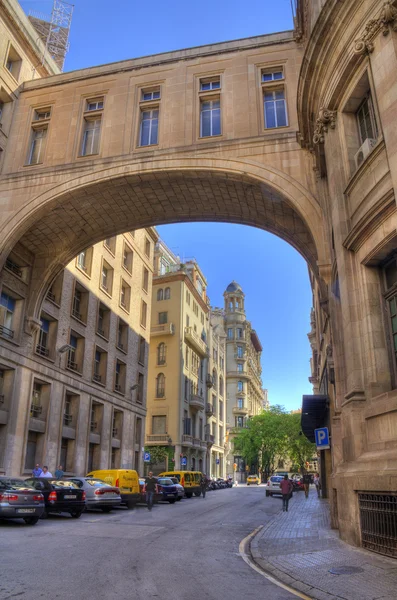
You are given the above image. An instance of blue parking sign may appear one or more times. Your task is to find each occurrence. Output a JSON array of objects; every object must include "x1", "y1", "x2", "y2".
[
  {"x1": 143, "y1": 451, "x2": 151, "y2": 462},
  {"x1": 181, "y1": 457, "x2": 187, "y2": 466},
  {"x1": 315, "y1": 427, "x2": 330, "y2": 449}
]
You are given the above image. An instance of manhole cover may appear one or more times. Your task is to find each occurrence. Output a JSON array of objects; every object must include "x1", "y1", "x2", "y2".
[{"x1": 329, "y1": 566, "x2": 364, "y2": 575}]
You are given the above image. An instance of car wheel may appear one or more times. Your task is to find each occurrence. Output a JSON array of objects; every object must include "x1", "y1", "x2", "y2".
[
  {"x1": 71, "y1": 510, "x2": 82, "y2": 518},
  {"x1": 40, "y1": 510, "x2": 49, "y2": 519},
  {"x1": 168, "y1": 498, "x2": 176, "y2": 504},
  {"x1": 126, "y1": 499, "x2": 135, "y2": 509},
  {"x1": 247, "y1": 483, "x2": 250, "y2": 486},
  {"x1": 194, "y1": 491, "x2": 201, "y2": 497},
  {"x1": 177, "y1": 497, "x2": 182, "y2": 501},
  {"x1": 266, "y1": 491, "x2": 270, "y2": 497},
  {"x1": 185, "y1": 493, "x2": 192, "y2": 498},
  {"x1": 24, "y1": 517, "x2": 39, "y2": 525},
  {"x1": 101, "y1": 507, "x2": 112, "y2": 513}
]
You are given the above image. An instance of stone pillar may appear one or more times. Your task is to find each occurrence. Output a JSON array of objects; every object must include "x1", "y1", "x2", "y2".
[
  {"x1": 174, "y1": 444, "x2": 181, "y2": 470},
  {"x1": 45, "y1": 379, "x2": 64, "y2": 472},
  {"x1": 100, "y1": 403, "x2": 112, "y2": 468},
  {"x1": 4, "y1": 365, "x2": 32, "y2": 476},
  {"x1": 74, "y1": 392, "x2": 90, "y2": 474}
]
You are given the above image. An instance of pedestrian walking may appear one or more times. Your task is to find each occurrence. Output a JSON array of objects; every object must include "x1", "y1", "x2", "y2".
[
  {"x1": 32, "y1": 463, "x2": 42, "y2": 477},
  {"x1": 302, "y1": 472, "x2": 311, "y2": 498},
  {"x1": 280, "y1": 475, "x2": 293, "y2": 512},
  {"x1": 144, "y1": 471, "x2": 157, "y2": 511},
  {"x1": 313, "y1": 473, "x2": 321, "y2": 498},
  {"x1": 55, "y1": 465, "x2": 64, "y2": 479},
  {"x1": 40, "y1": 466, "x2": 53, "y2": 478},
  {"x1": 200, "y1": 474, "x2": 207, "y2": 498}
]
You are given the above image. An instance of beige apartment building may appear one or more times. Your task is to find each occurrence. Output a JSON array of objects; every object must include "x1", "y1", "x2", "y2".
[
  {"x1": 1, "y1": 228, "x2": 157, "y2": 476},
  {"x1": 213, "y1": 282, "x2": 265, "y2": 479},
  {"x1": 146, "y1": 241, "x2": 211, "y2": 473}
]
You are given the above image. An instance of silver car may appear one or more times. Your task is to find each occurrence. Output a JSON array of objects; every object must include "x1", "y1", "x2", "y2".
[
  {"x1": 67, "y1": 477, "x2": 121, "y2": 512},
  {"x1": 169, "y1": 477, "x2": 184, "y2": 500},
  {"x1": 265, "y1": 475, "x2": 284, "y2": 497},
  {"x1": 0, "y1": 477, "x2": 45, "y2": 524}
]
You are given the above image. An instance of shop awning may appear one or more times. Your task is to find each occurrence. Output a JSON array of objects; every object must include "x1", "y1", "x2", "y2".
[{"x1": 301, "y1": 395, "x2": 328, "y2": 443}]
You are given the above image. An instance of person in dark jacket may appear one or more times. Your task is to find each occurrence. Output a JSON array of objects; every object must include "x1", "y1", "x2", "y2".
[
  {"x1": 144, "y1": 472, "x2": 157, "y2": 511},
  {"x1": 200, "y1": 474, "x2": 207, "y2": 498},
  {"x1": 302, "y1": 472, "x2": 311, "y2": 498},
  {"x1": 280, "y1": 475, "x2": 293, "y2": 512}
]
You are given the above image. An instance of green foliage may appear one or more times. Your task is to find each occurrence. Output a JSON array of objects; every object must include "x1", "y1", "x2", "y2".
[
  {"x1": 233, "y1": 406, "x2": 316, "y2": 478},
  {"x1": 144, "y1": 445, "x2": 175, "y2": 466}
]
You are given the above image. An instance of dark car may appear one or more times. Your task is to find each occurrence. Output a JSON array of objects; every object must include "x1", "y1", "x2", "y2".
[
  {"x1": 0, "y1": 477, "x2": 45, "y2": 525},
  {"x1": 25, "y1": 478, "x2": 85, "y2": 518},
  {"x1": 156, "y1": 478, "x2": 178, "y2": 503}
]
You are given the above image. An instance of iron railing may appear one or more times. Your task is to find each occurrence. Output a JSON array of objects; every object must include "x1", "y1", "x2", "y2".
[
  {"x1": 358, "y1": 492, "x2": 397, "y2": 558},
  {"x1": 30, "y1": 404, "x2": 43, "y2": 418},
  {"x1": 67, "y1": 359, "x2": 78, "y2": 371},
  {"x1": 5, "y1": 259, "x2": 22, "y2": 277},
  {"x1": 36, "y1": 344, "x2": 49, "y2": 357},
  {"x1": 63, "y1": 413, "x2": 73, "y2": 426},
  {"x1": 0, "y1": 325, "x2": 14, "y2": 339},
  {"x1": 93, "y1": 373, "x2": 101, "y2": 383},
  {"x1": 46, "y1": 290, "x2": 56, "y2": 302}
]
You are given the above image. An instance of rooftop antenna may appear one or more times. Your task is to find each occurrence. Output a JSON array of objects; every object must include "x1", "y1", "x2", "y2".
[{"x1": 29, "y1": 1, "x2": 74, "y2": 71}]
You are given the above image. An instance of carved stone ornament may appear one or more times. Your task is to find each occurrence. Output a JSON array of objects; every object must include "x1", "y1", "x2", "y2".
[
  {"x1": 24, "y1": 316, "x2": 41, "y2": 336},
  {"x1": 326, "y1": 343, "x2": 333, "y2": 358},
  {"x1": 354, "y1": 2, "x2": 397, "y2": 55},
  {"x1": 313, "y1": 107, "x2": 337, "y2": 145}
]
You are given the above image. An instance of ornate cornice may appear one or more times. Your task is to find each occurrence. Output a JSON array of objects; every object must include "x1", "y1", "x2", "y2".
[
  {"x1": 313, "y1": 107, "x2": 337, "y2": 145},
  {"x1": 354, "y1": 1, "x2": 397, "y2": 55}
]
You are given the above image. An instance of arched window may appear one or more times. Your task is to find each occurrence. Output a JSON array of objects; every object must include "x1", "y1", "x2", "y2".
[
  {"x1": 157, "y1": 288, "x2": 163, "y2": 301},
  {"x1": 237, "y1": 380, "x2": 243, "y2": 393},
  {"x1": 164, "y1": 287, "x2": 171, "y2": 300},
  {"x1": 212, "y1": 368, "x2": 217, "y2": 390},
  {"x1": 157, "y1": 342, "x2": 166, "y2": 365},
  {"x1": 156, "y1": 373, "x2": 165, "y2": 398},
  {"x1": 219, "y1": 376, "x2": 224, "y2": 396}
]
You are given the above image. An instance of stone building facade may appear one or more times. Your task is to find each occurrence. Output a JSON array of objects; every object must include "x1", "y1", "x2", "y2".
[
  {"x1": 1, "y1": 228, "x2": 157, "y2": 477},
  {"x1": 1, "y1": 0, "x2": 397, "y2": 553}
]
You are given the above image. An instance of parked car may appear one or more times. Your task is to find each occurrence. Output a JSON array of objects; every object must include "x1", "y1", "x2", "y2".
[
  {"x1": 169, "y1": 477, "x2": 184, "y2": 500},
  {"x1": 25, "y1": 478, "x2": 85, "y2": 518},
  {"x1": 66, "y1": 477, "x2": 121, "y2": 512},
  {"x1": 247, "y1": 475, "x2": 260, "y2": 486},
  {"x1": 0, "y1": 477, "x2": 45, "y2": 525},
  {"x1": 156, "y1": 478, "x2": 179, "y2": 503},
  {"x1": 158, "y1": 471, "x2": 202, "y2": 498},
  {"x1": 265, "y1": 475, "x2": 284, "y2": 497},
  {"x1": 86, "y1": 469, "x2": 140, "y2": 508}
]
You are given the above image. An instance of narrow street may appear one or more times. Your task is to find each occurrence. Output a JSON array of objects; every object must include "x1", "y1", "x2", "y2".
[{"x1": 0, "y1": 486, "x2": 297, "y2": 600}]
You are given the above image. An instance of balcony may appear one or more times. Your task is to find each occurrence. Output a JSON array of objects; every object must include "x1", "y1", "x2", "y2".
[
  {"x1": 227, "y1": 370, "x2": 250, "y2": 379},
  {"x1": 200, "y1": 441, "x2": 207, "y2": 450},
  {"x1": 146, "y1": 434, "x2": 169, "y2": 444},
  {"x1": 193, "y1": 437, "x2": 201, "y2": 447},
  {"x1": 189, "y1": 393, "x2": 205, "y2": 411},
  {"x1": 232, "y1": 405, "x2": 249, "y2": 416},
  {"x1": 0, "y1": 325, "x2": 14, "y2": 339},
  {"x1": 184, "y1": 327, "x2": 208, "y2": 357},
  {"x1": 205, "y1": 434, "x2": 215, "y2": 446},
  {"x1": 182, "y1": 434, "x2": 193, "y2": 446},
  {"x1": 205, "y1": 402, "x2": 214, "y2": 416},
  {"x1": 206, "y1": 374, "x2": 213, "y2": 388},
  {"x1": 151, "y1": 323, "x2": 175, "y2": 337}
]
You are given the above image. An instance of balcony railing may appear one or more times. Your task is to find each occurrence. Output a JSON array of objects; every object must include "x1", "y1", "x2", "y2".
[
  {"x1": 117, "y1": 341, "x2": 124, "y2": 350},
  {"x1": 36, "y1": 344, "x2": 49, "y2": 357},
  {"x1": 114, "y1": 384, "x2": 123, "y2": 393},
  {"x1": 0, "y1": 325, "x2": 14, "y2": 339},
  {"x1": 30, "y1": 404, "x2": 43, "y2": 418},
  {"x1": 146, "y1": 434, "x2": 169, "y2": 444},
  {"x1": 5, "y1": 259, "x2": 22, "y2": 278},
  {"x1": 205, "y1": 434, "x2": 215, "y2": 445},
  {"x1": 192, "y1": 437, "x2": 201, "y2": 447},
  {"x1": 205, "y1": 402, "x2": 214, "y2": 416},
  {"x1": 189, "y1": 394, "x2": 205, "y2": 410},
  {"x1": 182, "y1": 434, "x2": 193, "y2": 446},
  {"x1": 184, "y1": 327, "x2": 208, "y2": 357},
  {"x1": 90, "y1": 421, "x2": 97, "y2": 432},
  {"x1": 200, "y1": 441, "x2": 207, "y2": 450},
  {"x1": 93, "y1": 373, "x2": 102, "y2": 383},
  {"x1": 46, "y1": 291, "x2": 56, "y2": 302},
  {"x1": 63, "y1": 413, "x2": 73, "y2": 426},
  {"x1": 227, "y1": 370, "x2": 249, "y2": 378},
  {"x1": 72, "y1": 307, "x2": 82, "y2": 320},
  {"x1": 112, "y1": 427, "x2": 118, "y2": 438},
  {"x1": 232, "y1": 405, "x2": 249, "y2": 415},
  {"x1": 151, "y1": 323, "x2": 175, "y2": 336},
  {"x1": 67, "y1": 359, "x2": 78, "y2": 371},
  {"x1": 97, "y1": 327, "x2": 105, "y2": 337}
]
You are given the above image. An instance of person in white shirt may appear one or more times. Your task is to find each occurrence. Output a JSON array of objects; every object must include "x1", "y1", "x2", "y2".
[{"x1": 40, "y1": 466, "x2": 53, "y2": 478}]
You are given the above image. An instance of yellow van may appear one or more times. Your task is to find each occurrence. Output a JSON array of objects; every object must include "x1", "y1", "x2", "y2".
[
  {"x1": 86, "y1": 469, "x2": 140, "y2": 508},
  {"x1": 159, "y1": 471, "x2": 202, "y2": 498}
]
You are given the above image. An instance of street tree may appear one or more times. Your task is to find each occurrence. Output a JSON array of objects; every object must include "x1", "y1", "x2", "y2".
[{"x1": 285, "y1": 412, "x2": 316, "y2": 473}]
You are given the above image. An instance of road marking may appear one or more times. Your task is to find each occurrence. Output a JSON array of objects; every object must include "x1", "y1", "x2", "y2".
[{"x1": 239, "y1": 526, "x2": 312, "y2": 600}]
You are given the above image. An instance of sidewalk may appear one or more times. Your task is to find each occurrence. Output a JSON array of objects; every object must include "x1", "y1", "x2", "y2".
[{"x1": 250, "y1": 488, "x2": 397, "y2": 600}]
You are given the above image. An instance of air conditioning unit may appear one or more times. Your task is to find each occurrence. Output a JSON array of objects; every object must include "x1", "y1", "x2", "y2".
[{"x1": 354, "y1": 138, "x2": 377, "y2": 170}]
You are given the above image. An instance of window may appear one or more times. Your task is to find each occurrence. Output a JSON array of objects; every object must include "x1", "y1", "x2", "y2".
[
  {"x1": 5, "y1": 45, "x2": 22, "y2": 80},
  {"x1": 141, "y1": 300, "x2": 147, "y2": 328},
  {"x1": 383, "y1": 257, "x2": 397, "y2": 371},
  {"x1": 186, "y1": 314, "x2": 190, "y2": 327},
  {"x1": 185, "y1": 346, "x2": 189, "y2": 368},
  {"x1": 139, "y1": 109, "x2": 158, "y2": 146},
  {"x1": 145, "y1": 238, "x2": 151, "y2": 258},
  {"x1": 104, "y1": 237, "x2": 116, "y2": 254},
  {"x1": 87, "y1": 99, "x2": 104, "y2": 111},
  {"x1": 237, "y1": 345, "x2": 244, "y2": 358},
  {"x1": 97, "y1": 302, "x2": 110, "y2": 338},
  {"x1": 27, "y1": 127, "x2": 47, "y2": 165},
  {"x1": 157, "y1": 342, "x2": 166, "y2": 365},
  {"x1": 237, "y1": 381, "x2": 244, "y2": 393},
  {"x1": 120, "y1": 280, "x2": 131, "y2": 311},
  {"x1": 152, "y1": 415, "x2": 166, "y2": 434},
  {"x1": 237, "y1": 328, "x2": 243, "y2": 339},
  {"x1": 164, "y1": 287, "x2": 171, "y2": 300},
  {"x1": 136, "y1": 373, "x2": 144, "y2": 404},
  {"x1": 237, "y1": 363, "x2": 243, "y2": 373},
  {"x1": 158, "y1": 312, "x2": 168, "y2": 325},
  {"x1": 76, "y1": 248, "x2": 93, "y2": 276},
  {"x1": 200, "y1": 78, "x2": 220, "y2": 91},
  {"x1": 264, "y1": 89, "x2": 287, "y2": 129},
  {"x1": 117, "y1": 319, "x2": 128, "y2": 351},
  {"x1": 81, "y1": 118, "x2": 101, "y2": 156},
  {"x1": 34, "y1": 108, "x2": 51, "y2": 121},
  {"x1": 0, "y1": 292, "x2": 16, "y2": 339},
  {"x1": 227, "y1": 328, "x2": 233, "y2": 339},
  {"x1": 236, "y1": 416, "x2": 244, "y2": 428},
  {"x1": 156, "y1": 373, "x2": 165, "y2": 398},
  {"x1": 142, "y1": 267, "x2": 149, "y2": 292},
  {"x1": 157, "y1": 288, "x2": 164, "y2": 301},
  {"x1": 219, "y1": 400, "x2": 224, "y2": 420},
  {"x1": 212, "y1": 369, "x2": 217, "y2": 390},
  {"x1": 219, "y1": 377, "x2": 224, "y2": 396},
  {"x1": 138, "y1": 335, "x2": 146, "y2": 365},
  {"x1": 200, "y1": 99, "x2": 221, "y2": 137},
  {"x1": 122, "y1": 244, "x2": 133, "y2": 273},
  {"x1": 356, "y1": 95, "x2": 377, "y2": 145},
  {"x1": 93, "y1": 347, "x2": 107, "y2": 385},
  {"x1": 101, "y1": 261, "x2": 113, "y2": 294},
  {"x1": 238, "y1": 398, "x2": 244, "y2": 409},
  {"x1": 67, "y1": 331, "x2": 84, "y2": 373},
  {"x1": 262, "y1": 69, "x2": 284, "y2": 82},
  {"x1": 72, "y1": 282, "x2": 88, "y2": 323},
  {"x1": 142, "y1": 89, "x2": 160, "y2": 101},
  {"x1": 36, "y1": 318, "x2": 50, "y2": 357},
  {"x1": 186, "y1": 291, "x2": 190, "y2": 305},
  {"x1": 115, "y1": 360, "x2": 126, "y2": 394}
]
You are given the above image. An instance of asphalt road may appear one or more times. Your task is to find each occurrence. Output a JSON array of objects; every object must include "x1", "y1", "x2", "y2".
[{"x1": 0, "y1": 485, "x2": 297, "y2": 600}]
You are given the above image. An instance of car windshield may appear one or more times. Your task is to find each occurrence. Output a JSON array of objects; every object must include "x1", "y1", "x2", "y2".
[
  {"x1": 50, "y1": 480, "x2": 79, "y2": 488},
  {"x1": 0, "y1": 478, "x2": 34, "y2": 490},
  {"x1": 158, "y1": 479, "x2": 173, "y2": 486},
  {"x1": 270, "y1": 476, "x2": 283, "y2": 482},
  {"x1": 85, "y1": 479, "x2": 110, "y2": 487},
  {"x1": 170, "y1": 478, "x2": 179, "y2": 484}
]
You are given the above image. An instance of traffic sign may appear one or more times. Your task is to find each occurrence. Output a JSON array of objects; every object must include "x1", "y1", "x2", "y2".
[
  {"x1": 314, "y1": 427, "x2": 330, "y2": 449},
  {"x1": 181, "y1": 457, "x2": 187, "y2": 466},
  {"x1": 143, "y1": 451, "x2": 151, "y2": 462},
  {"x1": 216, "y1": 458, "x2": 220, "y2": 464}
]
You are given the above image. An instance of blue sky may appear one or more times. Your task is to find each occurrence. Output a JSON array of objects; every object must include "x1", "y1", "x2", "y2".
[{"x1": 20, "y1": 1, "x2": 312, "y2": 410}]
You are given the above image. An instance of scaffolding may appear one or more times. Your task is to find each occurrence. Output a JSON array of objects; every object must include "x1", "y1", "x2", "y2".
[{"x1": 29, "y1": 1, "x2": 74, "y2": 71}]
